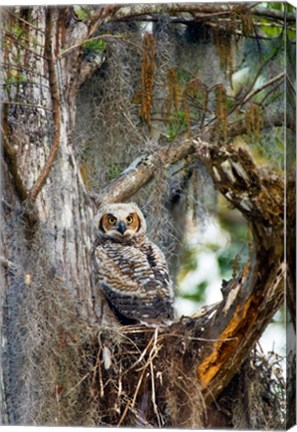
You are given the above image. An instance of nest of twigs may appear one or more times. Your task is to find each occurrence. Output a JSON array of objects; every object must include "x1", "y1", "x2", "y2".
[
  {"x1": 64, "y1": 317, "x2": 285, "y2": 429},
  {"x1": 80, "y1": 319, "x2": 207, "y2": 428}
]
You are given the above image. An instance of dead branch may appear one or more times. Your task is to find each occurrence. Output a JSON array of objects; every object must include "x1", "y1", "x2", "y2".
[
  {"x1": 29, "y1": 8, "x2": 61, "y2": 201},
  {"x1": 192, "y1": 138, "x2": 284, "y2": 404}
]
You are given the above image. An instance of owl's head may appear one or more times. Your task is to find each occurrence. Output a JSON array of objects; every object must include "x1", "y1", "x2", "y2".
[{"x1": 94, "y1": 202, "x2": 147, "y2": 241}]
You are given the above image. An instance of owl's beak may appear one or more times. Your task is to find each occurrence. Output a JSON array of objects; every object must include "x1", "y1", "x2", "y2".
[{"x1": 117, "y1": 221, "x2": 127, "y2": 235}]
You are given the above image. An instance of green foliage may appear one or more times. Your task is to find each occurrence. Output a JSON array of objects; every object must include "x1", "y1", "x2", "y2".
[
  {"x1": 7, "y1": 21, "x2": 23, "y2": 38},
  {"x1": 73, "y1": 5, "x2": 90, "y2": 22},
  {"x1": 217, "y1": 243, "x2": 248, "y2": 279},
  {"x1": 265, "y1": 2, "x2": 285, "y2": 11},
  {"x1": 83, "y1": 38, "x2": 107, "y2": 54},
  {"x1": 259, "y1": 18, "x2": 283, "y2": 38},
  {"x1": 178, "y1": 244, "x2": 198, "y2": 280},
  {"x1": 180, "y1": 281, "x2": 207, "y2": 303},
  {"x1": 166, "y1": 111, "x2": 188, "y2": 142},
  {"x1": 247, "y1": 126, "x2": 285, "y2": 170},
  {"x1": 177, "y1": 244, "x2": 206, "y2": 304},
  {"x1": 5, "y1": 72, "x2": 26, "y2": 84},
  {"x1": 107, "y1": 164, "x2": 122, "y2": 181},
  {"x1": 175, "y1": 68, "x2": 192, "y2": 86},
  {"x1": 218, "y1": 206, "x2": 249, "y2": 279}
]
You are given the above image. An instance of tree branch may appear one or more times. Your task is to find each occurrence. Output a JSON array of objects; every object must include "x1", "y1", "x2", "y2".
[
  {"x1": 107, "y1": 3, "x2": 294, "y2": 23},
  {"x1": 252, "y1": 5, "x2": 295, "y2": 22},
  {"x1": 90, "y1": 112, "x2": 285, "y2": 207},
  {"x1": 58, "y1": 34, "x2": 129, "y2": 59},
  {"x1": 104, "y1": 3, "x2": 232, "y2": 22},
  {"x1": 191, "y1": 138, "x2": 284, "y2": 403},
  {"x1": 29, "y1": 8, "x2": 61, "y2": 201},
  {"x1": 91, "y1": 139, "x2": 196, "y2": 205}
]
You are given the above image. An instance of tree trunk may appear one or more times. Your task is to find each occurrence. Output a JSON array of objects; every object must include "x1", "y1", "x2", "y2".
[{"x1": 1, "y1": 7, "x2": 97, "y2": 423}]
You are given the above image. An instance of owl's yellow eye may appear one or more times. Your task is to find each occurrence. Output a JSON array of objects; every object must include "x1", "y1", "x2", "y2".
[
  {"x1": 108, "y1": 216, "x2": 117, "y2": 225},
  {"x1": 126, "y1": 215, "x2": 134, "y2": 225}
]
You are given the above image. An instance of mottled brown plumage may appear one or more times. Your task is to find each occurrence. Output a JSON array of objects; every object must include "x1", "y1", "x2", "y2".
[{"x1": 92, "y1": 203, "x2": 174, "y2": 325}]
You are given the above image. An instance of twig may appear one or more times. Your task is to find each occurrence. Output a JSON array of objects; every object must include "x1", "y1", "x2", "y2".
[
  {"x1": 88, "y1": 5, "x2": 122, "y2": 38},
  {"x1": 117, "y1": 399, "x2": 131, "y2": 426},
  {"x1": 240, "y1": 72, "x2": 285, "y2": 106},
  {"x1": 29, "y1": 8, "x2": 61, "y2": 201},
  {"x1": 253, "y1": 5, "x2": 295, "y2": 22},
  {"x1": 259, "y1": 79, "x2": 283, "y2": 106},
  {"x1": 128, "y1": 332, "x2": 156, "y2": 370},
  {"x1": 58, "y1": 34, "x2": 132, "y2": 58},
  {"x1": 150, "y1": 328, "x2": 163, "y2": 427},
  {"x1": 62, "y1": 371, "x2": 92, "y2": 398},
  {"x1": 150, "y1": 360, "x2": 162, "y2": 427},
  {"x1": 136, "y1": 331, "x2": 162, "y2": 372},
  {"x1": 229, "y1": 32, "x2": 284, "y2": 117},
  {"x1": 92, "y1": 346, "x2": 104, "y2": 398},
  {"x1": 131, "y1": 362, "x2": 147, "y2": 408}
]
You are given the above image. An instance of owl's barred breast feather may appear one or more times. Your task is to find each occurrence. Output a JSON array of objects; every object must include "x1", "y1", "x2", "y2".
[
  {"x1": 93, "y1": 239, "x2": 174, "y2": 324},
  {"x1": 92, "y1": 202, "x2": 175, "y2": 325}
]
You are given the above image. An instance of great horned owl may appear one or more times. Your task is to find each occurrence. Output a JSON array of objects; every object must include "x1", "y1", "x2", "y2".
[{"x1": 92, "y1": 202, "x2": 175, "y2": 325}]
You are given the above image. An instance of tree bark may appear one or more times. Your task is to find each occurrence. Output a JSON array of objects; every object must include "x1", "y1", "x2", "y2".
[{"x1": 1, "y1": 7, "x2": 96, "y2": 422}]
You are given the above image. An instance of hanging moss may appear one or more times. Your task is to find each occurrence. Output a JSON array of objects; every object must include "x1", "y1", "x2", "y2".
[
  {"x1": 215, "y1": 84, "x2": 228, "y2": 141},
  {"x1": 231, "y1": 4, "x2": 254, "y2": 37},
  {"x1": 213, "y1": 27, "x2": 233, "y2": 78},
  {"x1": 246, "y1": 103, "x2": 263, "y2": 139},
  {"x1": 141, "y1": 33, "x2": 156, "y2": 129},
  {"x1": 167, "y1": 67, "x2": 179, "y2": 115}
]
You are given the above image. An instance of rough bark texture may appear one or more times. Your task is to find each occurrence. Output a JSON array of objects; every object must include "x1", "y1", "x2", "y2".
[{"x1": 1, "y1": 7, "x2": 96, "y2": 423}]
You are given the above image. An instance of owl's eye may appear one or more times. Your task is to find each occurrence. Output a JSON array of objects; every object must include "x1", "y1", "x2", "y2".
[
  {"x1": 126, "y1": 215, "x2": 134, "y2": 225},
  {"x1": 108, "y1": 216, "x2": 117, "y2": 225}
]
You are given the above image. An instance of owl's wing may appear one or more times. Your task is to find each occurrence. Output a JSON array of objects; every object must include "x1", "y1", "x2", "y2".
[{"x1": 93, "y1": 240, "x2": 174, "y2": 323}]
